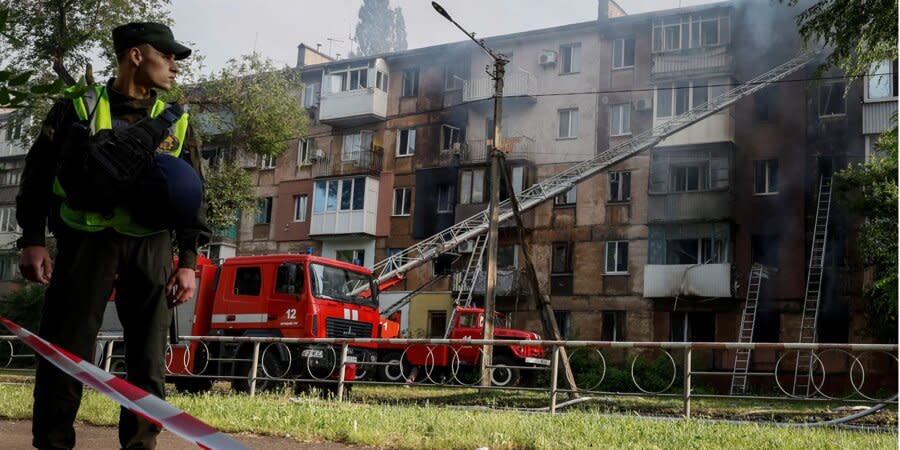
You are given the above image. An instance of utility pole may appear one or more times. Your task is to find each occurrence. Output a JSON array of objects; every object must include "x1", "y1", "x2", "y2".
[{"x1": 432, "y1": 1, "x2": 507, "y2": 387}]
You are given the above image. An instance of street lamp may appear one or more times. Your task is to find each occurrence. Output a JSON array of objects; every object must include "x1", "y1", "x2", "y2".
[{"x1": 432, "y1": 1, "x2": 507, "y2": 387}]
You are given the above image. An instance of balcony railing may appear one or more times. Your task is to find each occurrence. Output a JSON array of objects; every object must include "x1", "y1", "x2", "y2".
[
  {"x1": 643, "y1": 263, "x2": 732, "y2": 298},
  {"x1": 451, "y1": 269, "x2": 526, "y2": 297},
  {"x1": 312, "y1": 147, "x2": 383, "y2": 178},
  {"x1": 460, "y1": 136, "x2": 534, "y2": 163},
  {"x1": 464, "y1": 72, "x2": 537, "y2": 103},
  {"x1": 651, "y1": 45, "x2": 733, "y2": 77}
]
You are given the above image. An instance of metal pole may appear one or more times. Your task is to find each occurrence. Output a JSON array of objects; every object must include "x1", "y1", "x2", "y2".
[
  {"x1": 103, "y1": 339, "x2": 115, "y2": 372},
  {"x1": 683, "y1": 345, "x2": 692, "y2": 418},
  {"x1": 336, "y1": 343, "x2": 349, "y2": 401},
  {"x1": 249, "y1": 341, "x2": 260, "y2": 397},
  {"x1": 549, "y1": 345, "x2": 560, "y2": 415},
  {"x1": 481, "y1": 57, "x2": 506, "y2": 387}
]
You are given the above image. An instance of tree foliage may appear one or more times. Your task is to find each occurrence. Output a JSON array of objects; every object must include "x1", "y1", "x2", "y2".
[
  {"x1": 183, "y1": 53, "x2": 307, "y2": 230},
  {"x1": 354, "y1": 0, "x2": 407, "y2": 56},
  {"x1": 202, "y1": 161, "x2": 256, "y2": 231},
  {"x1": 0, "y1": 0, "x2": 171, "y2": 85},
  {"x1": 786, "y1": 0, "x2": 898, "y2": 80},
  {"x1": 835, "y1": 129, "x2": 898, "y2": 341}
]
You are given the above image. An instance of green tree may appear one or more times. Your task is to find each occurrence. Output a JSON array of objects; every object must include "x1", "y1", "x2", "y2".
[
  {"x1": 354, "y1": 0, "x2": 407, "y2": 56},
  {"x1": 835, "y1": 129, "x2": 898, "y2": 341},
  {"x1": 184, "y1": 54, "x2": 307, "y2": 230},
  {"x1": 786, "y1": 0, "x2": 898, "y2": 80}
]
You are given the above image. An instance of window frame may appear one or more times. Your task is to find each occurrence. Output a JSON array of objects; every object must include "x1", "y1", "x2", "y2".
[
  {"x1": 558, "y1": 108, "x2": 579, "y2": 139},
  {"x1": 460, "y1": 168, "x2": 486, "y2": 205},
  {"x1": 551, "y1": 242, "x2": 573, "y2": 274},
  {"x1": 436, "y1": 184, "x2": 453, "y2": 213},
  {"x1": 818, "y1": 81, "x2": 847, "y2": 117},
  {"x1": 392, "y1": 187, "x2": 412, "y2": 216},
  {"x1": 612, "y1": 37, "x2": 635, "y2": 69},
  {"x1": 259, "y1": 153, "x2": 276, "y2": 170},
  {"x1": 0, "y1": 206, "x2": 17, "y2": 233},
  {"x1": 293, "y1": 194, "x2": 308, "y2": 222},
  {"x1": 652, "y1": 13, "x2": 730, "y2": 53},
  {"x1": 302, "y1": 82, "x2": 320, "y2": 107},
  {"x1": 670, "y1": 162, "x2": 710, "y2": 192},
  {"x1": 255, "y1": 197, "x2": 273, "y2": 225},
  {"x1": 605, "y1": 241, "x2": 629, "y2": 275},
  {"x1": 440, "y1": 124, "x2": 461, "y2": 152},
  {"x1": 865, "y1": 59, "x2": 898, "y2": 101},
  {"x1": 609, "y1": 103, "x2": 632, "y2": 136},
  {"x1": 553, "y1": 187, "x2": 577, "y2": 207},
  {"x1": 601, "y1": 311, "x2": 626, "y2": 342},
  {"x1": 608, "y1": 171, "x2": 632, "y2": 203},
  {"x1": 396, "y1": 127, "x2": 416, "y2": 157},
  {"x1": 753, "y1": 159, "x2": 779, "y2": 195},
  {"x1": 342, "y1": 130, "x2": 373, "y2": 161},
  {"x1": 297, "y1": 138, "x2": 312, "y2": 166},
  {"x1": 401, "y1": 68, "x2": 419, "y2": 97},
  {"x1": 559, "y1": 42, "x2": 582, "y2": 74}
]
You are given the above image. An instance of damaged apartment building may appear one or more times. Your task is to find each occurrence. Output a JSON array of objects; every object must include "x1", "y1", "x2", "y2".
[{"x1": 201, "y1": 0, "x2": 895, "y2": 356}]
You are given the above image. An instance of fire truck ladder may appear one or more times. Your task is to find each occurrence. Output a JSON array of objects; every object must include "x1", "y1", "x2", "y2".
[
  {"x1": 370, "y1": 50, "x2": 818, "y2": 292},
  {"x1": 443, "y1": 235, "x2": 489, "y2": 337},
  {"x1": 730, "y1": 263, "x2": 774, "y2": 395},
  {"x1": 792, "y1": 175, "x2": 833, "y2": 396}
]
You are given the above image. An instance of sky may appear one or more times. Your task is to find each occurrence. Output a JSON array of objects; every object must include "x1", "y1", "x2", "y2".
[{"x1": 170, "y1": 0, "x2": 721, "y2": 75}]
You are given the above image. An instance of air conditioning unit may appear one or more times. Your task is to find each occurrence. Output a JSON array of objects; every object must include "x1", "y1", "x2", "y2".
[
  {"x1": 538, "y1": 50, "x2": 557, "y2": 66},
  {"x1": 457, "y1": 240, "x2": 475, "y2": 253},
  {"x1": 310, "y1": 149, "x2": 326, "y2": 161},
  {"x1": 634, "y1": 98, "x2": 652, "y2": 111}
]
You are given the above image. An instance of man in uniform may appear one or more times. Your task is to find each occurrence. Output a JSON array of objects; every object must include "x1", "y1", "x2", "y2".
[{"x1": 16, "y1": 22, "x2": 210, "y2": 449}]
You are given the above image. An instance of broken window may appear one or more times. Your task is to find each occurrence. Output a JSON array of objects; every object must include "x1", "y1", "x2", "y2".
[
  {"x1": 669, "y1": 312, "x2": 715, "y2": 342},
  {"x1": 601, "y1": 311, "x2": 625, "y2": 341},
  {"x1": 818, "y1": 81, "x2": 846, "y2": 116}
]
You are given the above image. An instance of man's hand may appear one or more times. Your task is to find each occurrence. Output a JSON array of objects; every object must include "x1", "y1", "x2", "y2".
[
  {"x1": 19, "y1": 246, "x2": 53, "y2": 284},
  {"x1": 166, "y1": 267, "x2": 195, "y2": 307}
]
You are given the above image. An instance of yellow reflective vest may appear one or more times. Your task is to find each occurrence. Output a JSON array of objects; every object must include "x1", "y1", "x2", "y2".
[{"x1": 52, "y1": 85, "x2": 190, "y2": 236}]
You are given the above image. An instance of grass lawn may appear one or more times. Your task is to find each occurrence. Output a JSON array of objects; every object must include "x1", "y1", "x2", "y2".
[{"x1": 0, "y1": 382, "x2": 896, "y2": 449}]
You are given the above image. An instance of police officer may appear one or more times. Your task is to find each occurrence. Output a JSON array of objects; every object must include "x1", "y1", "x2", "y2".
[{"x1": 16, "y1": 22, "x2": 210, "y2": 450}]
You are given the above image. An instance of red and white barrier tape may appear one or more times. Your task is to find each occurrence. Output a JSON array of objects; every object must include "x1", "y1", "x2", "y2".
[{"x1": 0, "y1": 316, "x2": 249, "y2": 450}]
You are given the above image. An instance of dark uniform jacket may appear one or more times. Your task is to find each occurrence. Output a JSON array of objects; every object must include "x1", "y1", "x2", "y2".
[{"x1": 15, "y1": 79, "x2": 211, "y2": 269}]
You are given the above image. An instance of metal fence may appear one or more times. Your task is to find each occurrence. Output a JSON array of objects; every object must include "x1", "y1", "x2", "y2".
[{"x1": 0, "y1": 335, "x2": 896, "y2": 418}]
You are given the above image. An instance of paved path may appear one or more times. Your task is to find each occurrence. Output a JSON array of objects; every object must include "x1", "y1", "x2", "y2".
[{"x1": 0, "y1": 420, "x2": 382, "y2": 449}]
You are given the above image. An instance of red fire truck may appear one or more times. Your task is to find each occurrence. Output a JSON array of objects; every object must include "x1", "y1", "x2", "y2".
[
  {"x1": 100, "y1": 254, "x2": 383, "y2": 393},
  {"x1": 373, "y1": 307, "x2": 548, "y2": 387}
]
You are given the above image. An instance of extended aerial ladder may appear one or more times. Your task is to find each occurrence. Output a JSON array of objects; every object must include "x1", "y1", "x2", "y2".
[
  {"x1": 730, "y1": 263, "x2": 776, "y2": 395},
  {"x1": 792, "y1": 175, "x2": 833, "y2": 396},
  {"x1": 370, "y1": 50, "x2": 819, "y2": 292}
]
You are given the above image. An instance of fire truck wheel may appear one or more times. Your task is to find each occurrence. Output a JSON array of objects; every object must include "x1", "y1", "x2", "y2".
[
  {"x1": 377, "y1": 352, "x2": 406, "y2": 383},
  {"x1": 233, "y1": 351, "x2": 286, "y2": 393},
  {"x1": 173, "y1": 377, "x2": 214, "y2": 394},
  {"x1": 490, "y1": 355, "x2": 521, "y2": 387}
]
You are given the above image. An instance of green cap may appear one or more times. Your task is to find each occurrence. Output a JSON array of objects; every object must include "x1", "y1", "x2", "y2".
[{"x1": 112, "y1": 22, "x2": 192, "y2": 60}]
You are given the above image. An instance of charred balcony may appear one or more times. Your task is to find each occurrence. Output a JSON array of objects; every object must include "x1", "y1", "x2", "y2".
[{"x1": 312, "y1": 147, "x2": 384, "y2": 178}]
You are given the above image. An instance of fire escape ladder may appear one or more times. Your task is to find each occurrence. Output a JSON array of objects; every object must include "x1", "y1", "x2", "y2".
[
  {"x1": 792, "y1": 175, "x2": 833, "y2": 396},
  {"x1": 369, "y1": 50, "x2": 819, "y2": 302},
  {"x1": 730, "y1": 263, "x2": 772, "y2": 395}
]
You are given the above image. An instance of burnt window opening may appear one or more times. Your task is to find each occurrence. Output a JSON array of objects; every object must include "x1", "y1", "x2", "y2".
[
  {"x1": 669, "y1": 312, "x2": 715, "y2": 342},
  {"x1": 753, "y1": 159, "x2": 779, "y2": 194},
  {"x1": 665, "y1": 238, "x2": 723, "y2": 264},
  {"x1": 601, "y1": 311, "x2": 625, "y2": 341},
  {"x1": 754, "y1": 86, "x2": 779, "y2": 123},
  {"x1": 818, "y1": 81, "x2": 846, "y2": 116},
  {"x1": 751, "y1": 234, "x2": 780, "y2": 267},
  {"x1": 436, "y1": 184, "x2": 453, "y2": 213}
]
